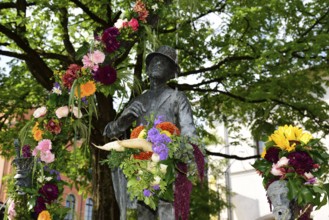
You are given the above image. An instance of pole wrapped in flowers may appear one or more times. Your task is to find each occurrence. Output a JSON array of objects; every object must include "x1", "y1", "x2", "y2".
[{"x1": 252, "y1": 125, "x2": 329, "y2": 219}]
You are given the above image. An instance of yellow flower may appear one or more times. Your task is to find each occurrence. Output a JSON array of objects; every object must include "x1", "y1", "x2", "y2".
[
  {"x1": 299, "y1": 132, "x2": 313, "y2": 144},
  {"x1": 160, "y1": 130, "x2": 172, "y2": 137},
  {"x1": 137, "y1": 129, "x2": 147, "y2": 139},
  {"x1": 261, "y1": 149, "x2": 266, "y2": 158},
  {"x1": 285, "y1": 142, "x2": 296, "y2": 152},
  {"x1": 32, "y1": 122, "x2": 40, "y2": 133},
  {"x1": 270, "y1": 132, "x2": 290, "y2": 150},
  {"x1": 75, "y1": 81, "x2": 96, "y2": 98},
  {"x1": 38, "y1": 210, "x2": 52, "y2": 220}
]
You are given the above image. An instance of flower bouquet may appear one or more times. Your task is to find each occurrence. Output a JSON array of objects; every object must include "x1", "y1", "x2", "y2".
[
  {"x1": 98, "y1": 116, "x2": 205, "y2": 219},
  {"x1": 252, "y1": 125, "x2": 329, "y2": 218}
]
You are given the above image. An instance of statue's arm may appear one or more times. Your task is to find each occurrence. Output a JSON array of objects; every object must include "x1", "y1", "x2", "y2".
[{"x1": 103, "y1": 100, "x2": 146, "y2": 138}]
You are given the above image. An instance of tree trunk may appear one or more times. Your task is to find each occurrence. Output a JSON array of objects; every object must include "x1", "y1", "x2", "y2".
[{"x1": 91, "y1": 147, "x2": 120, "y2": 219}]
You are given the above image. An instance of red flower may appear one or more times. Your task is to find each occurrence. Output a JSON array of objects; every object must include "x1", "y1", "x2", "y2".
[
  {"x1": 93, "y1": 65, "x2": 117, "y2": 85},
  {"x1": 133, "y1": 151, "x2": 153, "y2": 160},
  {"x1": 62, "y1": 64, "x2": 81, "y2": 89},
  {"x1": 156, "y1": 122, "x2": 180, "y2": 136},
  {"x1": 130, "y1": 125, "x2": 145, "y2": 138},
  {"x1": 45, "y1": 119, "x2": 62, "y2": 134},
  {"x1": 128, "y1": 18, "x2": 139, "y2": 31},
  {"x1": 101, "y1": 27, "x2": 120, "y2": 53}
]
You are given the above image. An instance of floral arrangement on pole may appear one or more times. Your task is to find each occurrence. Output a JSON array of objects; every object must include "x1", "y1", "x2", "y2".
[
  {"x1": 98, "y1": 116, "x2": 205, "y2": 220},
  {"x1": 252, "y1": 125, "x2": 329, "y2": 212}
]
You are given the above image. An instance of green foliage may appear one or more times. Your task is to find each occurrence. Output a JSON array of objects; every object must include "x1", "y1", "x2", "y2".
[{"x1": 1, "y1": 0, "x2": 329, "y2": 217}]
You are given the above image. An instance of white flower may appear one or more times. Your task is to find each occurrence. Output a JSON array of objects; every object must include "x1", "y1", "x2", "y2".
[
  {"x1": 151, "y1": 4, "x2": 159, "y2": 11},
  {"x1": 52, "y1": 87, "x2": 62, "y2": 95},
  {"x1": 152, "y1": 176, "x2": 161, "y2": 185},
  {"x1": 33, "y1": 106, "x2": 47, "y2": 118},
  {"x1": 114, "y1": 18, "x2": 128, "y2": 29},
  {"x1": 71, "y1": 106, "x2": 83, "y2": 118},
  {"x1": 147, "y1": 161, "x2": 157, "y2": 173},
  {"x1": 151, "y1": 153, "x2": 160, "y2": 163},
  {"x1": 55, "y1": 106, "x2": 69, "y2": 118},
  {"x1": 138, "y1": 170, "x2": 143, "y2": 175},
  {"x1": 304, "y1": 172, "x2": 314, "y2": 180},
  {"x1": 160, "y1": 164, "x2": 168, "y2": 174}
]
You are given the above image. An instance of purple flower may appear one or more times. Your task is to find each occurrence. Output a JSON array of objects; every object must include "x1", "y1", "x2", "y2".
[
  {"x1": 153, "y1": 143, "x2": 169, "y2": 160},
  {"x1": 288, "y1": 151, "x2": 314, "y2": 174},
  {"x1": 34, "y1": 196, "x2": 46, "y2": 215},
  {"x1": 39, "y1": 183, "x2": 59, "y2": 202},
  {"x1": 154, "y1": 116, "x2": 165, "y2": 126},
  {"x1": 93, "y1": 65, "x2": 117, "y2": 85},
  {"x1": 305, "y1": 177, "x2": 317, "y2": 185},
  {"x1": 143, "y1": 189, "x2": 152, "y2": 197},
  {"x1": 101, "y1": 27, "x2": 120, "y2": 53},
  {"x1": 82, "y1": 97, "x2": 88, "y2": 105},
  {"x1": 153, "y1": 184, "x2": 160, "y2": 190},
  {"x1": 22, "y1": 145, "x2": 32, "y2": 158},
  {"x1": 264, "y1": 147, "x2": 281, "y2": 163},
  {"x1": 147, "y1": 128, "x2": 171, "y2": 145}
]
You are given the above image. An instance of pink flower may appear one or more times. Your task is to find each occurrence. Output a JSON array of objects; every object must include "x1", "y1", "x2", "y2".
[
  {"x1": 71, "y1": 106, "x2": 83, "y2": 118},
  {"x1": 82, "y1": 50, "x2": 105, "y2": 71},
  {"x1": 33, "y1": 139, "x2": 52, "y2": 156},
  {"x1": 7, "y1": 200, "x2": 16, "y2": 220},
  {"x1": 270, "y1": 163, "x2": 286, "y2": 176},
  {"x1": 114, "y1": 18, "x2": 128, "y2": 29},
  {"x1": 33, "y1": 106, "x2": 47, "y2": 118},
  {"x1": 55, "y1": 106, "x2": 69, "y2": 118},
  {"x1": 92, "y1": 50, "x2": 105, "y2": 64},
  {"x1": 128, "y1": 18, "x2": 139, "y2": 31},
  {"x1": 40, "y1": 151, "x2": 55, "y2": 164},
  {"x1": 277, "y1": 157, "x2": 289, "y2": 167}
]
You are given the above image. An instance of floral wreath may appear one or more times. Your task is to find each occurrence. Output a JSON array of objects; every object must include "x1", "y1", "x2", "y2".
[
  {"x1": 252, "y1": 125, "x2": 329, "y2": 214},
  {"x1": 101, "y1": 115, "x2": 205, "y2": 220}
]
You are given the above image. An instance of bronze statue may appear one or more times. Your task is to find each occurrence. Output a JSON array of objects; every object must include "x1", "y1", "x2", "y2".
[{"x1": 103, "y1": 45, "x2": 196, "y2": 220}]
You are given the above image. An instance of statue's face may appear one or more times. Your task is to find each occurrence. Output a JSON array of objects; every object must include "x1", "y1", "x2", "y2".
[
  {"x1": 267, "y1": 181, "x2": 291, "y2": 220},
  {"x1": 147, "y1": 55, "x2": 175, "y2": 81}
]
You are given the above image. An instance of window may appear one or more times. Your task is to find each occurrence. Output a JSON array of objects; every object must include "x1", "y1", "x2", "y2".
[
  {"x1": 84, "y1": 198, "x2": 93, "y2": 220},
  {"x1": 64, "y1": 194, "x2": 76, "y2": 220}
]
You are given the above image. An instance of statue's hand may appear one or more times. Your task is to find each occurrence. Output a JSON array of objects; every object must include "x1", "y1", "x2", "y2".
[{"x1": 119, "y1": 101, "x2": 146, "y2": 123}]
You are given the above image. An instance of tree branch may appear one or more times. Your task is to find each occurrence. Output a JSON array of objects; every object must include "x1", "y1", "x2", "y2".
[
  {"x1": 180, "y1": 55, "x2": 256, "y2": 77},
  {"x1": 58, "y1": 7, "x2": 76, "y2": 63},
  {"x1": 69, "y1": 0, "x2": 108, "y2": 26},
  {"x1": 0, "y1": 24, "x2": 53, "y2": 89},
  {"x1": 0, "y1": 49, "x2": 28, "y2": 60},
  {"x1": 206, "y1": 149, "x2": 260, "y2": 160}
]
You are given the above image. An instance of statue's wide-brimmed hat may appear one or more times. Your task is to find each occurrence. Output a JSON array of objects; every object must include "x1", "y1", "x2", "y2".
[{"x1": 146, "y1": 45, "x2": 180, "y2": 74}]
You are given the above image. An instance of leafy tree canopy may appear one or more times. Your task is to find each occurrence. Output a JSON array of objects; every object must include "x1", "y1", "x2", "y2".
[{"x1": 1, "y1": 0, "x2": 329, "y2": 218}]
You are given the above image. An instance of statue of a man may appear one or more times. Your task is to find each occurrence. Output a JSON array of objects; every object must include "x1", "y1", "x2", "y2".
[
  {"x1": 267, "y1": 180, "x2": 292, "y2": 220},
  {"x1": 103, "y1": 45, "x2": 196, "y2": 220}
]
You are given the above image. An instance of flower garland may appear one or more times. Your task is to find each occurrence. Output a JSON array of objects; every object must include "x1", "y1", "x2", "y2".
[
  {"x1": 252, "y1": 125, "x2": 329, "y2": 213},
  {"x1": 102, "y1": 116, "x2": 205, "y2": 220},
  {"x1": 6, "y1": 0, "x2": 171, "y2": 218}
]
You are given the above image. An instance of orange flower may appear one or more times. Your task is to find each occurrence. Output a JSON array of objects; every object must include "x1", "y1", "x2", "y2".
[
  {"x1": 33, "y1": 129, "x2": 43, "y2": 141},
  {"x1": 133, "y1": 151, "x2": 153, "y2": 160},
  {"x1": 75, "y1": 81, "x2": 96, "y2": 98},
  {"x1": 38, "y1": 210, "x2": 51, "y2": 220},
  {"x1": 156, "y1": 122, "x2": 180, "y2": 136},
  {"x1": 130, "y1": 125, "x2": 145, "y2": 138},
  {"x1": 32, "y1": 122, "x2": 43, "y2": 141}
]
